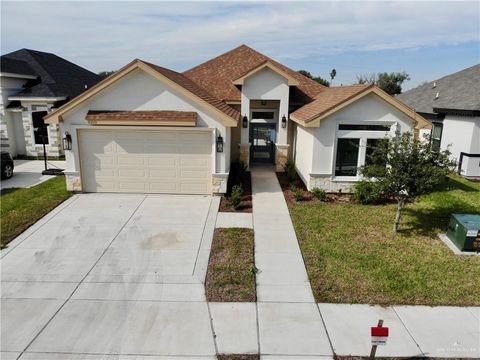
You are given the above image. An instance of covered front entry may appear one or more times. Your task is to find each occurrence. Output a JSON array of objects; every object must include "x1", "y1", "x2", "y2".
[
  {"x1": 78, "y1": 128, "x2": 212, "y2": 194},
  {"x1": 250, "y1": 123, "x2": 276, "y2": 164}
]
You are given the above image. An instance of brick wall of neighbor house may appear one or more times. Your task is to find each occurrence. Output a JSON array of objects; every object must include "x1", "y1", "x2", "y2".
[
  {"x1": 0, "y1": 106, "x2": 9, "y2": 151},
  {"x1": 22, "y1": 103, "x2": 63, "y2": 158}
]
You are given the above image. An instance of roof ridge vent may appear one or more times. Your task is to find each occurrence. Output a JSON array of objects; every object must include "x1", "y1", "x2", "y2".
[
  {"x1": 435, "y1": 92, "x2": 439, "y2": 100},
  {"x1": 432, "y1": 81, "x2": 436, "y2": 88}
]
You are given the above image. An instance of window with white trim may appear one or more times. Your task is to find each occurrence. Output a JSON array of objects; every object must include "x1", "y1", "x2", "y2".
[{"x1": 334, "y1": 123, "x2": 392, "y2": 178}]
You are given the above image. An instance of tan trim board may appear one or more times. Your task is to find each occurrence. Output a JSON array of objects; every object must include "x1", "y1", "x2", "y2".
[
  {"x1": 232, "y1": 61, "x2": 300, "y2": 86},
  {"x1": 87, "y1": 119, "x2": 196, "y2": 126}
]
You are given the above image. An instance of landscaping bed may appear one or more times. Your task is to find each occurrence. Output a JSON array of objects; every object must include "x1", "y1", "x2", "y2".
[
  {"x1": 205, "y1": 228, "x2": 256, "y2": 302},
  {"x1": 0, "y1": 176, "x2": 72, "y2": 249},
  {"x1": 220, "y1": 162, "x2": 252, "y2": 213},
  {"x1": 288, "y1": 175, "x2": 480, "y2": 306},
  {"x1": 276, "y1": 172, "x2": 351, "y2": 204}
]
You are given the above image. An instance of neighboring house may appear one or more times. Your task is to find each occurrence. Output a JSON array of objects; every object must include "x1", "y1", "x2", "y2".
[
  {"x1": 397, "y1": 64, "x2": 480, "y2": 178},
  {"x1": 44, "y1": 45, "x2": 430, "y2": 194},
  {"x1": 0, "y1": 49, "x2": 101, "y2": 158}
]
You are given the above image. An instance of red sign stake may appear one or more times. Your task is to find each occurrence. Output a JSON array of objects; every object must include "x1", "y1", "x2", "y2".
[{"x1": 370, "y1": 320, "x2": 389, "y2": 360}]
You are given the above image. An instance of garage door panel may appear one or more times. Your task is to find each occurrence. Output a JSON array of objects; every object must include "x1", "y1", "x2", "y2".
[
  {"x1": 79, "y1": 129, "x2": 212, "y2": 194},
  {"x1": 181, "y1": 169, "x2": 210, "y2": 179},
  {"x1": 118, "y1": 181, "x2": 148, "y2": 192},
  {"x1": 179, "y1": 145, "x2": 211, "y2": 155},
  {"x1": 148, "y1": 157, "x2": 177, "y2": 167},
  {"x1": 117, "y1": 155, "x2": 147, "y2": 166},
  {"x1": 149, "y1": 182, "x2": 179, "y2": 192},
  {"x1": 146, "y1": 131, "x2": 179, "y2": 141},
  {"x1": 117, "y1": 168, "x2": 147, "y2": 178},
  {"x1": 148, "y1": 168, "x2": 177, "y2": 178},
  {"x1": 180, "y1": 158, "x2": 210, "y2": 167},
  {"x1": 92, "y1": 179, "x2": 116, "y2": 191}
]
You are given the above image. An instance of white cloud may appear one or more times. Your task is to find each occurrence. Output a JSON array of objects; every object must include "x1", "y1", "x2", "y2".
[{"x1": 1, "y1": 1, "x2": 478, "y2": 72}]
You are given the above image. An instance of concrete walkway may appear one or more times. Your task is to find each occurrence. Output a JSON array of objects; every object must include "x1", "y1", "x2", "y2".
[
  {"x1": 250, "y1": 166, "x2": 332, "y2": 357},
  {"x1": 251, "y1": 166, "x2": 315, "y2": 303}
]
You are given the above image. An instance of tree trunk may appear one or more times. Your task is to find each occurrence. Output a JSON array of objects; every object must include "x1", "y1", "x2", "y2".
[{"x1": 393, "y1": 197, "x2": 404, "y2": 234}]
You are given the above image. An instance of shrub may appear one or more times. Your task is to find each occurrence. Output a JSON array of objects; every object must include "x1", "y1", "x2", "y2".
[
  {"x1": 231, "y1": 184, "x2": 244, "y2": 209},
  {"x1": 284, "y1": 162, "x2": 297, "y2": 184},
  {"x1": 353, "y1": 181, "x2": 383, "y2": 204},
  {"x1": 311, "y1": 187, "x2": 327, "y2": 201},
  {"x1": 291, "y1": 185, "x2": 304, "y2": 202},
  {"x1": 227, "y1": 162, "x2": 249, "y2": 194}
]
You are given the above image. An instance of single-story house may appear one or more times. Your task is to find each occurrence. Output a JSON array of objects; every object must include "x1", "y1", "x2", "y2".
[
  {"x1": 44, "y1": 45, "x2": 430, "y2": 194},
  {"x1": 0, "y1": 49, "x2": 101, "y2": 158},
  {"x1": 397, "y1": 64, "x2": 480, "y2": 178}
]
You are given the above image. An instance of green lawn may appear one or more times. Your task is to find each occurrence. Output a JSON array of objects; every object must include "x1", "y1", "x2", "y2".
[
  {"x1": 205, "y1": 228, "x2": 256, "y2": 302},
  {"x1": 290, "y1": 176, "x2": 480, "y2": 306},
  {"x1": 1, "y1": 176, "x2": 72, "y2": 248}
]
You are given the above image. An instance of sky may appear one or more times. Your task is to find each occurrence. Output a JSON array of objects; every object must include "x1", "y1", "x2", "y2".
[{"x1": 1, "y1": 1, "x2": 479, "y2": 90}]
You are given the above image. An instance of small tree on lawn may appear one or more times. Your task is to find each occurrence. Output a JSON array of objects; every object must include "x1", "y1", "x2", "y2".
[{"x1": 361, "y1": 132, "x2": 455, "y2": 233}]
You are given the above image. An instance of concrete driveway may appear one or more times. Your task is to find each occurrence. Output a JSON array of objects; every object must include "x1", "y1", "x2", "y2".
[
  {"x1": 1, "y1": 193, "x2": 219, "y2": 359},
  {"x1": 0, "y1": 160, "x2": 66, "y2": 190}
]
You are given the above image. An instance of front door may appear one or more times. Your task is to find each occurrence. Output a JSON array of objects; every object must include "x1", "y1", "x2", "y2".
[{"x1": 250, "y1": 123, "x2": 276, "y2": 163}]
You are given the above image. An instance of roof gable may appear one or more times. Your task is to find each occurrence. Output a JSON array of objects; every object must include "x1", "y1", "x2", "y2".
[
  {"x1": 291, "y1": 84, "x2": 431, "y2": 129},
  {"x1": 183, "y1": 44, "x2": 325, "y2": 102},
  {"x1": 232, "y1": 61, "x2": 300, "y2": 86},
  {"x1": 44, "y1": 59, "x2": 239, "y2": 126},
  {"x1": 1, "y1": 49, "x2": 101, "y2": 99}
]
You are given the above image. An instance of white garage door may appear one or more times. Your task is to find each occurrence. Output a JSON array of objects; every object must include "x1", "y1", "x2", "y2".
[{"x1": 78, "y1": 128, "x2": 212, "y2": 194}]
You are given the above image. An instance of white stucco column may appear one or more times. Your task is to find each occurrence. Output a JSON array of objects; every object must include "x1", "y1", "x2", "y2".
[
  {"x1": 277, "y1": 95, "x2": 289, "y2": 144},
  {"x1": 240, "y1": 91, "x2": 250, "y2": 144}
]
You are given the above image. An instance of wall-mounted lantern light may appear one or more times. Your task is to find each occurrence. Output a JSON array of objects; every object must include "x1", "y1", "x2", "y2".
[
  {"x1": 281, "y1": 115, "x2": 287, "y2": 128},
  {"x1": 216, "y1": 134, "x2": 224, "y2": 153},
  {"x1": 63, "y1": 131, "x2": 72, "y2": 150},
  {"x1": 242, "y1": 115, "x2": 248, "y2": 128}
]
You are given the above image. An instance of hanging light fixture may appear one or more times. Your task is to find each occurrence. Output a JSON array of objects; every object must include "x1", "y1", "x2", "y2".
[
  {"x1": 281, "y1": 115, "x2": 287, "y2": 128},
  {"x1": 62, "y1": 131, "x2": 72, "y2": 150},
  {"x1": 216, "y1": 134, "x2": 224, "y2": 153},
  {"x1": 242, "y1": 115, "x2": 248, "y2": 128}
]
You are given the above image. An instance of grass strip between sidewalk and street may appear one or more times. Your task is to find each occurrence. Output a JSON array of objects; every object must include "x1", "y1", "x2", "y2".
[
  {"x1": 206, "y1": 228, "x2": 256, "y2": 302},
  {"x1": 1, "y1": 176, "x2": 72, "y2": 249}
]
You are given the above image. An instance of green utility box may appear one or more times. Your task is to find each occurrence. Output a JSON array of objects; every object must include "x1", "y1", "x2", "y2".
[{"x1": 446, "y1": 214, "x2": 480, "y2": 252}]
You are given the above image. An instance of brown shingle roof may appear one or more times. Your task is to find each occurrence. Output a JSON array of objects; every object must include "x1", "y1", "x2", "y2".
[
  {"x1": 86, "y1": 110, "x2": 197, "y2": 123},
  {"x1": 183, "y1": 44, "x2": 326, "y2": 102},
  {"x1": 291, "y1": 84, "x2": 371, "y2": 123},
  {"x1": 142, "y1": 60, "x2": 240, "y2": 122}
]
